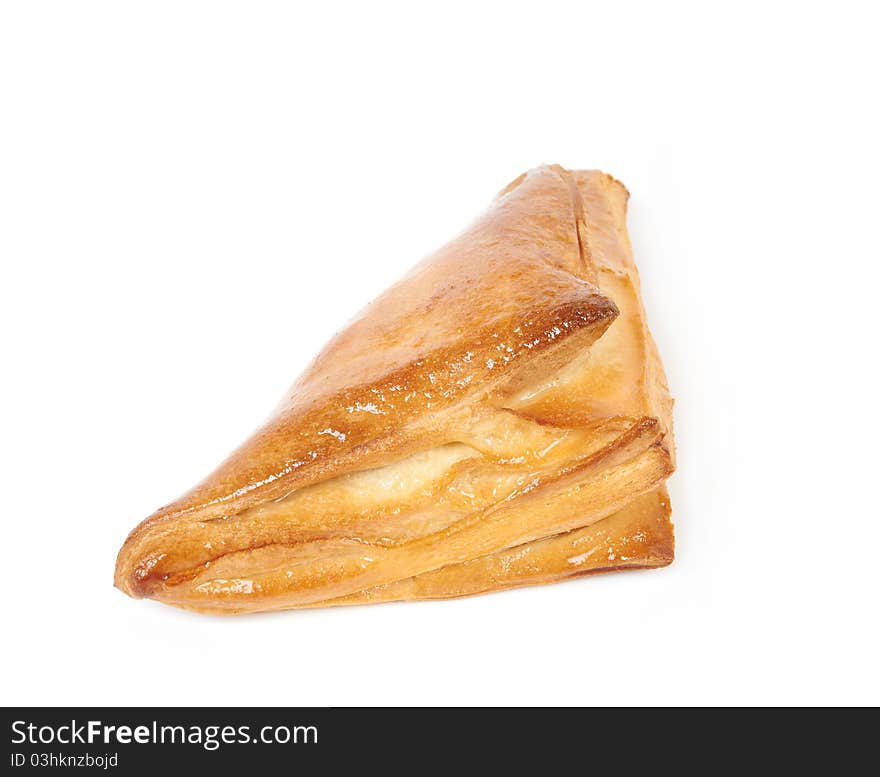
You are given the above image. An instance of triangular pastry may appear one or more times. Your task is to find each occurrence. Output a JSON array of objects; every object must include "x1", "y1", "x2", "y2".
[{"x1": 115, "y1": 165, "x2": 675, "y2": 614}]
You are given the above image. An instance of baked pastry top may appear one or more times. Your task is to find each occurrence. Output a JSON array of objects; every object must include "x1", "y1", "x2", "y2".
[{"x1": 115, "y1": 165, "x2": 675, "y2": 613}]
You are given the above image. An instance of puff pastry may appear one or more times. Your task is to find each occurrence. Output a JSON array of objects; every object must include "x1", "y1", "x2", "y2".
[{"x1": 115, "y1": 166, "x2": 675, "y2": 613}]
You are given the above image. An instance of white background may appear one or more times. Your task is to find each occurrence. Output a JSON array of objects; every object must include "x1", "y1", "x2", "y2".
[{"x1": 2, "y1": 2, "x2": 878, "y2": 706}]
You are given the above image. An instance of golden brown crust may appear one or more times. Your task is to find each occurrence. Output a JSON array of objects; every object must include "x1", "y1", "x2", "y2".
[
  {"x1": 315, "y1": 486, "x2": 673, "y2": 607},
  {"x1": 114, "y1": 165, "x2": 675, "y2": 613},
  {"x1": 508, "y1": 171, "x2": 673, "y2": 436},
  {"x1": 138, "y1": 425, "x2": 672, "y2": 612},
  {"x1": 134, "y1": 167, "x2": 616, "y2": 527}
]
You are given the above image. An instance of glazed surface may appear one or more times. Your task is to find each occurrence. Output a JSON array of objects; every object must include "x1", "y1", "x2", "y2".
[{"x1": 114, "y1": 166, "x2": 675, "y2": 613}]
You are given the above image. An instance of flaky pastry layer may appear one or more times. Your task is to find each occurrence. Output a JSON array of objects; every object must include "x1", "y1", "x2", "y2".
[{"x1": 115, "y1": 166, "x2": 675, "y2": 614}]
